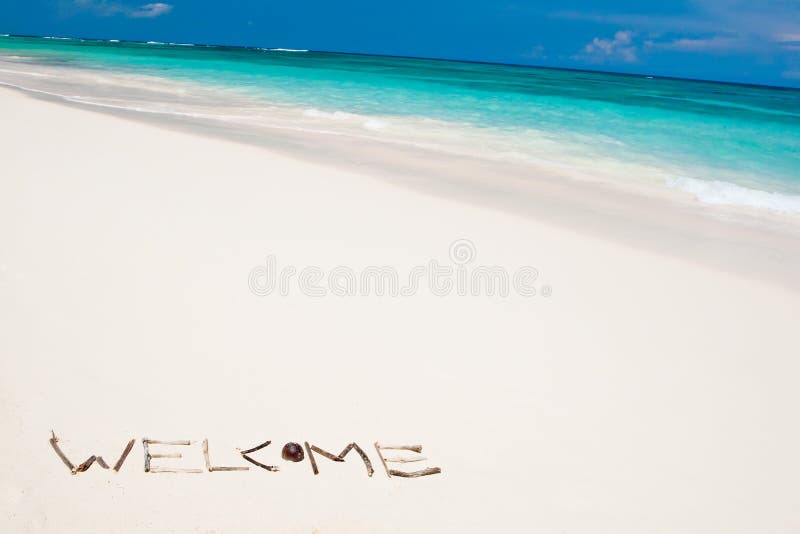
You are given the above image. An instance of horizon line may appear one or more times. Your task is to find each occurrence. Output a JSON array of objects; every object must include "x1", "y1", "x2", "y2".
[{"x1": 2, "y1": 32, "x2": 799, "y2": 92}]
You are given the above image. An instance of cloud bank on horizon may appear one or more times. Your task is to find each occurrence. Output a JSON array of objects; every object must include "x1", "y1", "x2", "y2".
[
  {"x1": 1, "y1": 0, "x2": 798, "y2": 86},
  {"x1": 556, "y1": 0, "x2": 800, "y2": 81}
]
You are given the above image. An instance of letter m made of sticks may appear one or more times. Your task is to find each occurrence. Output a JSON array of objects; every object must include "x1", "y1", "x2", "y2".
[{"x1": 49, "y1": 431, "x2": 136, "y2": 475}]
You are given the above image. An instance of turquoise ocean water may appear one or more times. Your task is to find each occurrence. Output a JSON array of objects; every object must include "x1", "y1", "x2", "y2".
[{"x1": 1, "y1": 35, "x2": 799, "y2": 213}]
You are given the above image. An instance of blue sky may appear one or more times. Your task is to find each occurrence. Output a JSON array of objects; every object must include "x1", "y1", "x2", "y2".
[{"x1": 2, "y1": 1, "x2": 800, "y2": 87}]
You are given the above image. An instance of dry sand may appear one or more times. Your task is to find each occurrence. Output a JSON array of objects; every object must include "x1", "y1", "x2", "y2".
[{"x1": 1, "y1": 86, "x2": 799, "y2": 533}]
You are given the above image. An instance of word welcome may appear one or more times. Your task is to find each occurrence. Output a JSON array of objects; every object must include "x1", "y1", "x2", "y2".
[{"x1": 49, "y1": 432, "x2": 442, "y2": 479}]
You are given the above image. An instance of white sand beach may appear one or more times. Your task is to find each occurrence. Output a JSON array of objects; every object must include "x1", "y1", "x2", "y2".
[{"x1": 2, "y1": 86, "x2": 800, "y2": 533}]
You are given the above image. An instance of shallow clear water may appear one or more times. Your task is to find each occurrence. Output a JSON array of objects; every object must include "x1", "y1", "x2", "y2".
[{"x1": 2, "y1": 35, "x2": 799, "y2": 212}]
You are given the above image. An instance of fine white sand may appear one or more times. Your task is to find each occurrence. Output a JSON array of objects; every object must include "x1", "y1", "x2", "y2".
[{"x1": 1, "y1": 86, "x2": 799, "y2": 533}]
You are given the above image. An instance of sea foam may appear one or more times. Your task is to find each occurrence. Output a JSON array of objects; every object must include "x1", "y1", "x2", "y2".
[
  {"x1": 363, "y1": 119, "x2": 387, "y2": 130},
  {"x1": 303, "y1": 108, "x2": 355, "y2": 120},
  {"x1": 667, "y1": 176, "x2": 800, "y2": 214},
  {"x1": 0, "y1": 68, "x2": 52, "y2": 77}
]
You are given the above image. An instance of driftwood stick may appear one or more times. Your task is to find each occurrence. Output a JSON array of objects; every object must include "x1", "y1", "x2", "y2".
[
  {"x1": 74, "y1": 454, "x2": 110, "y2": 472},
  {"x1": 201, "y1": 439, "x2": 211, "y2": 470},
  {"x1": 238, "y1": 440, "x2": 277, "y2": 471},
  {"x1": 239, "y1": 440, "x2": 272, "y2": 455},
  {"x1": 379, "y1": 445, "x2": 423, "y2": 453},
  {"x1": 49, "y1": 431, "x2": 75, "y2": 472},
  {"x1": 304, "y1": 442, "x2": 318, "y2": 475},
  {"x1": 74, "y1": 456, "x2": 97, "y2": 473},
  {"x1": 50, "y1": 433, "x2": 136, "y2": 475},
  {"x1": 384, "y1": 456, "x2": 428, "y2": 463},
  {"x1": 388, "y1": 467, "x2": 442, "y2": 478},
  {"x1": 310, "y1": 445, "x2": 344, "y2": 462},
  {"x1": 376, "y1": 442, "x2": 441, "y2": 478},
  {"x1": 339, "y1": 443, "x2": 374, "y2": 477},
  {"x1": 145, "y1": 440, "x2": 191, "y2": 446},
  {"x1": 374, "y1": 442, "x2": 391, "y2": 478},
  {"x1": 209, "y1": 466, "x2": 248, "y2": 472},
  {"x1": 305, "y1": 442, "x2": 374, "y2": 477},
  {"x1": 113, "y1": 439, "x2": 136, "y2": 472},
  {"x1": 240, "y1": 454, "x2": 279, "y2": 472},
  {"x1": 203, "y1": 439, "x2": 248, "y2": 472},
  {"x1": 148, "y1": 467, "x2": 203, "y2": 474},
  {"x1": 143, "y1": 438, "x2": 197, "y2": 474},
  {"x1": 143, "y1": 440, "x2": 151, "y2": 472}
]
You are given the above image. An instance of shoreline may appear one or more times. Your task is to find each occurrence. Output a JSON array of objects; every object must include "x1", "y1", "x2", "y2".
[
  {"x1": 3, "y1": 82, "x2": 800, "y2": 292},
  {"x1": 1, "y1": 48, "x2": 799, "y2": 207}
]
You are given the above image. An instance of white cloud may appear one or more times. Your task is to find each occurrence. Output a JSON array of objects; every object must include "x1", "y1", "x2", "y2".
[
  {"x1": 74, "y1": 0, "x2": 173, "y2": 18},
  {"x1": 551, "y1": 11, "x2": 715, "y2": 34},
  {"x1": 691, "y1": 0, "x2": 800, "y2": 40},
  {"x1": 552, "y1": 1, "x2": 800, "y2": 53},
  {"x1": 129, "y1": 3, "x2": 173, "y2": 18},
  {"x1": 649, "y1": 35, "x2": 751, "y2": 53},
  {"x1": 579, "y1": 30, "x2": 638, "y2": 63}
]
